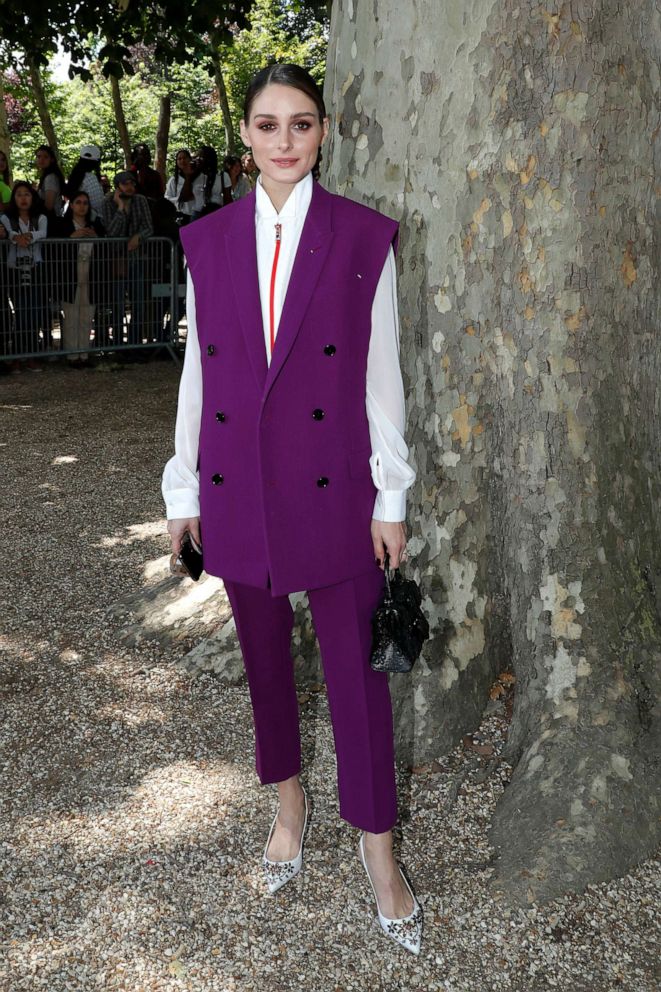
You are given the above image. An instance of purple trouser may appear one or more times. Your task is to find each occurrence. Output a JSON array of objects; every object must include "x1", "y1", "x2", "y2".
[{"x1": 223, "y1": 566, "x2": 398, "y2": 834}]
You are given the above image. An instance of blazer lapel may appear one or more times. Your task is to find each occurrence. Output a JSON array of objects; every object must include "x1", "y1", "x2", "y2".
[
  {"x1": 224, "y1": 191, "x2": 268, "y2": 390},
  {"x1": 263, "y1": 182, "x2": 334, "y2": 400}
]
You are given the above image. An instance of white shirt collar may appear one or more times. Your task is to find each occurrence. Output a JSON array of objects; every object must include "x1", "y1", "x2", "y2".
[{"x1": 255, "y1": 171, "x2": 313, "y2": 221}]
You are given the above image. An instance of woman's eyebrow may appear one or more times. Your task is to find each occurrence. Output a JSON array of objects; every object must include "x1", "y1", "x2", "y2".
[{"x1": 253, "y1": 112, "x2": 317, "y2": 120}]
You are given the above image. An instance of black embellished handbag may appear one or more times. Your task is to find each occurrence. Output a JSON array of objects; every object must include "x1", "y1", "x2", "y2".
[{"x1": 370, "y1": 553, "x2": 429, "y2": 673}]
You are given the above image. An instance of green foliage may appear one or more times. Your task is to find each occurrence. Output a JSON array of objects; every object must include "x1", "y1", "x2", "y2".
[
  {"x1": 222, "y1": 0, "x2": 327, "y2": 147},
  {"x1": 3, "y1": 0, "x2": 328, "y2": 177}
]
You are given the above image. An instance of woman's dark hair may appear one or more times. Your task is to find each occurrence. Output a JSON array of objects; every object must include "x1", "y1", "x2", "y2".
[
  {"x1": 242, "y1": 64, "x2": 326, "y2": 179},
  {"x1": 197, "y1": 145, "x2": 218, "y2": 206},
  {"x1": 68, "y1": 189, "x2": 93, "y2": 225},
  {"x1": 35, "y1": 145, "x2": 65, "y2": 193},
  {"x1": 243, "y1": 64, "x2": 325, "y2": 123},
  {"x1": 5, "y1": 180, "x2": 45, "y2": 230},
  {"x1": 66, "y1": 157, "x2": 101, "y2": 199},
  {"x1": 0, "y1": 149, "x2": 10, "y2": 185}
]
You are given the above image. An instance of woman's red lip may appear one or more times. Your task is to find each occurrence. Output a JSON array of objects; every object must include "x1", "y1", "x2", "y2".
[{"x1": 272, "y1": 158, "x2": 298, "y2": 164}]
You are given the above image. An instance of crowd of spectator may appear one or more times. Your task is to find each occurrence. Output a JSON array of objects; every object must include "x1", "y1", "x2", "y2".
[{"x1": 0, "y1": 141, "x2": 258, "y2": 372}]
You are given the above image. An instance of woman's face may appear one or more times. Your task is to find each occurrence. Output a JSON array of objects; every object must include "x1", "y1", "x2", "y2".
[
  {"x1": 71, "y1": 195, "x2": 89, "y2": 217},
  {"x1": 15, "y1": 187, "x2": 33, "y2": 211},
  {"x1": 176, "y1": 151, "x2": 191, "y2": 171},
  {"x1": 240, "y1": 84, "x2": 328, "y2": 191},
  {"x1": 35, "y1": 149, "x2": 52, "y2": 171}
]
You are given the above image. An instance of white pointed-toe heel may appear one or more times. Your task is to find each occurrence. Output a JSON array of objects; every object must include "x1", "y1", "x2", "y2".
[
  {"x1": 358, "y1": 833, "x2": 423, "y2": 955},
  {"x1": 262, "y1": 788, "x2": 309, "y2": 894}
]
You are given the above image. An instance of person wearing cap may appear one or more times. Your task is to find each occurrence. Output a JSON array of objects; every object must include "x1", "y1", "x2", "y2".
[
  {"x1": 101, "y1": 171, "x2": 154, "y2": 345},
  {"x1": 66, "y1": 146, "x2": 105, "y2": 215},
  {"x1": 130, "y1": 143, "x2": 164, "y2": 200}
]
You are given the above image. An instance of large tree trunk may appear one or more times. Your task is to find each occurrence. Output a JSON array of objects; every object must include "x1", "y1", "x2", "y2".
[
  {"x1": 154, "y1": 92, "x2": 171, "y2": 182},
  {"x1": 26, "y1": 56, "x2": 58, "y2": 155},
  {"x1": 110, "y1": 74, "x2": 132, "y2": 167},
  {"x1": 324, "y1": 0, "x2": 661, "y2": 905},
  {"x1": 211, "y1": 51, "x2": 235, "y2": 155}
]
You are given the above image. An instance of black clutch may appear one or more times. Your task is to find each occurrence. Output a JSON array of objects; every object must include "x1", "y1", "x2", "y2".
[
  {"x1": 169, "y1": 532, "x2": 204, "y2": 581},
  {"x1": 370, "y1": 553, "x2": 429, "y2": 673}
]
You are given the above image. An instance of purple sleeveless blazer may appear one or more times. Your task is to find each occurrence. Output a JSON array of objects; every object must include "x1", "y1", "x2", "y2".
[{"x1": 180, "y1": 181, "x2": 399, "y2": 595}]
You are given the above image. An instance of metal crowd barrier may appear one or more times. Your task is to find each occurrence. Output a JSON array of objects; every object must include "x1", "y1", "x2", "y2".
[{"x1": 0, "y1": 236, "x2": 185, "y2": 362}]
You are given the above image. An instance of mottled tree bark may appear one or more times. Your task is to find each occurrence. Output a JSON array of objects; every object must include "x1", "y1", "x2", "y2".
[
  {"x1": 324, "y1": 0, "x2": 661, "y2": 903},
  {"x1": 26, "y1": 56, "x2": 58, "y2": 156},
  {"x1": 110, "y1": 74, "x2": 132, "y2": 167}
]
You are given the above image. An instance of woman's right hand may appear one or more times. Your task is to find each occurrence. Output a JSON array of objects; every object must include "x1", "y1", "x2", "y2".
[{"x1": 167, "y1": 517, "x2": 201, "y2": 555}]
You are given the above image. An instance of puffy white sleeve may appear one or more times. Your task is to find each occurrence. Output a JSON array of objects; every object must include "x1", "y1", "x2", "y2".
[
  {"x1": 161, "y1": 273, "x2": 203, "y2": 519},
  {"x1": 367, "y1": 246, "x2": 416, "y2": 522}
]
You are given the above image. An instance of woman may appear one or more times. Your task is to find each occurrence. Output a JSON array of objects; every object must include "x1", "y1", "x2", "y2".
[
  {"x1": 162, "y1": 65, "x2": 421, "y2": 954},
  {"x1": 55, "y1": 190, "x2": 105, "y2": 365},
  {"x1": 66, "y1": 146, "x2": 105, "y2": 215},
  {"x1": 164, "y1": 149, "x2": 205, "y2": 224},
  {"x1": 0, "y1": 181, "x2": 48, "y2": 367},
  {"x1": 35, "y1": 145, "x2": 65, "y2": 218},
  {"x1": 194, "y1": 146, "x2": 232, "y2": 215},
  {"x1": 224, "y1": 154, "x2": 251, "y2": 201}
]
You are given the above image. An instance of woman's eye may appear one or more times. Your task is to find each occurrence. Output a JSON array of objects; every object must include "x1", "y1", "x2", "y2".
[
  {"x1": 258, "y1": 123, "x2": 276, "y2": 131},
  {"x1": 293, "y1": 122, "x2": 311, "y2": 131}
]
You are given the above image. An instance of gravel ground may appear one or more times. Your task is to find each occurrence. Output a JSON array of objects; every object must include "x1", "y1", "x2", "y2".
[{"x1": 1, "y1": 360, "x2": 659, "y2": 992}]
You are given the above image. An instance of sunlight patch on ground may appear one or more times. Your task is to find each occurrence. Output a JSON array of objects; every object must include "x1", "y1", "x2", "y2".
[
  {"x1": 52, "y1": 455, "x2": 79, "y2": 465},
  {"x1": 96, "y1": 520, "x2": 167, "y2": 548},
  {"x1": 16, "y1": 760, "x2": 244, "y2": 858}
]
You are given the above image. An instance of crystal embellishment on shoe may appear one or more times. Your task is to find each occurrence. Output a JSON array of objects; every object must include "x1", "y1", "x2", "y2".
[
  {"x1": 262, "y1": 789, "x2": 308, "y2": 894},
  {"x1": 358, "y1": 833, "x2": 423, "y2": 955}
]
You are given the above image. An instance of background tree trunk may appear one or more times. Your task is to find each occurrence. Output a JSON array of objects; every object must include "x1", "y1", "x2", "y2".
[
  {"x1": 26, "y1": 55, "x2": 58, "y2": 156},
  {"x1": 0, "y1": 75, "x2": 11, "y2": 175},
  {"x1": 110, "y1": 74, "x2": 132, "y2": 167},
  {"x1": 324, "y1": 0, "x2": 661, "y2": 905},
  {"x1": 154, "y1": 92, "x2": 171, "y2": 182},
  {"x1": 211, "y1": 51, "x2": 235, "y2": 155}
]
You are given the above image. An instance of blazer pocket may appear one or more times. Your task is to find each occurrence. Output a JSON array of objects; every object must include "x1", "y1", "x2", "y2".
[{"x1": 347, "y1": 446, "x2": 373, "y2": 480}]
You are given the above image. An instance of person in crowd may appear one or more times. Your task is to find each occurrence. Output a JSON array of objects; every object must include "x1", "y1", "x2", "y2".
[
  {"x1": 225, "y1": 154, "x2": 251, "y2": 200},
  {"x1": 100, "y1": 174, "x2": 111, "y2": 196},
  {"x1": 194, "y1": 145, "x2": 232, "y2": 214},
  {"x1": 162, "y1": 64, "x2": 421, "y2": 954},
  {"x1": 164, "y1": 149, "x2": 206, "y2": 225},
  {"x1": 0, "y1": 181, "x2": 49, "y2": 369},
  {"x1": 0, "y1": 150, "x2": 11, "y2": 209},
  {"x1": 66, "y1": 146, "x2": 105, "y2": 216},
  {"x1": 130, "y1": 143, "x2": 165, "y2": 200},
  {"x1": 241, "y1": 151, "x2": 258, "y2": 188},
  {"x1": 0, "y1": 221, "x2": 12, "y2": 365},
  {"x1": 35, "y1": 145, "x2": 66, "y2": 219},
  {"x1": 55, "y1": 190, "x2": 105, "y2": 365},
  {"x1": 101, "y1": 171, "x2": 154, "y2": 346}
]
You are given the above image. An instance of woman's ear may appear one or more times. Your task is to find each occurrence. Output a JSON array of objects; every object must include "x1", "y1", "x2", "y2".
[
  {"x1": 320, "y1": 116, "x2": 330, "y2": 146},
  {"x1": 239, "y1": 120, "x2": 250, "y2": 148}
]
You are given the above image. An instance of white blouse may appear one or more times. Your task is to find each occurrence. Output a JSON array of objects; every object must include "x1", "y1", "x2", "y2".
[{"x1": 162, "y1": 172, "x2": 415, "y2": 523}]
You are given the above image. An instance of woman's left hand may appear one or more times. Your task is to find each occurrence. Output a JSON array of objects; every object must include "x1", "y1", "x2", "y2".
[{"x1": 371, "y1": 519, "x2": 407, "y2": 570}]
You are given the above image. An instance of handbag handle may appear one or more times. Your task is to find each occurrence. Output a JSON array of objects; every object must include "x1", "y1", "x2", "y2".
[{"x1": 383, "y1": 551, "x2": 394, "y2": 602}]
